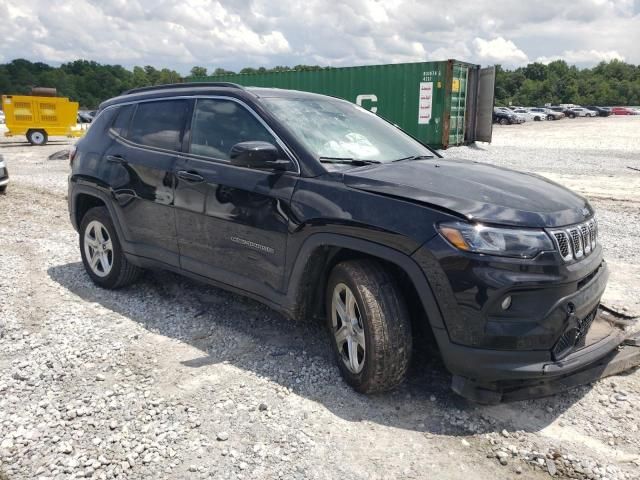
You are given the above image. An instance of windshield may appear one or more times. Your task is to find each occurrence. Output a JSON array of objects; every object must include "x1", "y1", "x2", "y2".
[{"x1": 261, "y1": 96, "x2": 434, "y2": 163}]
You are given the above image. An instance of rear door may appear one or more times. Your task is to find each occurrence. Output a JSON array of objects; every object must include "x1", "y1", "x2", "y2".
[
  {"x1": 173, "y1": 97, "x2": 297, "y2": 295},
  {"x1": 103, "y1": 99, "x2": 191, "y2": 267}
]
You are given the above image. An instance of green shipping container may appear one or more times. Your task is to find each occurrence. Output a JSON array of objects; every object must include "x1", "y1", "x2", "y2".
[{"x1": 190, "y1": 59, "x2": 496, "y2": 149}]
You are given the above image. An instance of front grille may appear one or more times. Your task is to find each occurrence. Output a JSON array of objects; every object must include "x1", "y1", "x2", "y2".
[
  {"x1": 550, "y1": 218, "x2": 598, "y2": 263},
  {"x1": 569, "y1": 228, "x2": 583, "y2": 258},
  {"x1": 554, "y1": 232, "x2": 571, "y2": 260},
  {"x1": 580, "y1": 224, "x2": 591, "y2": 254},
  {"x1": 588, "y1": 221, "x2": 596, "y2": 249}
]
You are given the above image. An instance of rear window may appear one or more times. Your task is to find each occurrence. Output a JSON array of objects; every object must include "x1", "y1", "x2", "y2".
[{"x1": 127, "y1": 100, "x2": 190, "y2": 151}]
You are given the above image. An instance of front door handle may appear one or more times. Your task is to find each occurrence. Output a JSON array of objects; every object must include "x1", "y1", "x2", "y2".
[
  {"x1": 176, "y1": 170, "x2": 205, "y2": 183},
  {"x1": 106, "y1": 155, "x2": 127, "y2": 164}
]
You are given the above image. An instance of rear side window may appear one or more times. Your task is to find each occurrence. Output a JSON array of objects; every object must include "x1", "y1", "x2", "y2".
[
  {"x1": 110, "y1": 104, "x2": 135, "y2": 137},
  {"x1": 128, "y1": 100, "x2": 189, "y2": 151},
  {"x1": 189, "y1": 99, "x2": 276, "y2": 160}
]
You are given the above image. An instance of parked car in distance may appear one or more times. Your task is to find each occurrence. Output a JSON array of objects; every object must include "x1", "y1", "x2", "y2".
[
  {"x1": 68, "y1": 83, "x2": 638, "y2": 404},
  {"x1": 78, "y1": 111, "x2": 94, "y2": 123},
  {"x1": 495, "y1": 106, "x2": 527, "y2": 122},
  {"x1": 611, "y1": 106, "x2": 637, "y2": 115},
  {"x1": 569, "y1": 107, "x2": 597, "y2": 117},
  {"x1": 0, "y1": 154, "x2": 9, "y2": 193},
  {"x1": 584, "y1": 106, "x2": 611, "y2": 117},
  {"x1": 549, "y1": 106, "x2": 576, "y2": 118},
  {"x1": 528, "y1": 107, "x2": 561, "y2": 121},
  {"x1": 513, "y1": 108, "x2": 545, "y2": 121},
  {"x1": 493, "y1": 107, "x2": 522, "y2": 124}
]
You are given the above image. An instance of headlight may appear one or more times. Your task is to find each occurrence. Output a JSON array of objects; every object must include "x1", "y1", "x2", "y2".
[{"x1": 438, "y1": 221, "x2": 554, "y2": 259}]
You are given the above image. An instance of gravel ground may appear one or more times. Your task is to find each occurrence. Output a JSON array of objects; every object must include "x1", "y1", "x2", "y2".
[{"x1": 1, "y1": 117, "x2": 639, "y2": 480}]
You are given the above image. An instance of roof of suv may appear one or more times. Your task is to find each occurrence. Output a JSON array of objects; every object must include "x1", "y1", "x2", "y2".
[{"x1": 99, "y1": 83, "x2": 338, "y2": 110}]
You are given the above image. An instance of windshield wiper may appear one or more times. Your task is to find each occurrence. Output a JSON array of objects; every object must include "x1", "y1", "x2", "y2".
[
  {"x1": 392, "y1": 154, "x2": 435, "y2": 162},
  {"x1": 319, "y1": 157, "x2": 382, "y2": 166}
]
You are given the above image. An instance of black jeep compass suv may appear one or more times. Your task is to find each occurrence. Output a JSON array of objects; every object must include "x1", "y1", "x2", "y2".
[{"x1": 68, "y1": 83, "x2": 637, "y2": 402}]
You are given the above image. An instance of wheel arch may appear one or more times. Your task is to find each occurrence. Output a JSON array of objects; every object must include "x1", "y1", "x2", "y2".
[
  {"x1": 284, "y1": 233, "x2": 446, "y2": 338},
  {"x1": 74, "y1": 192, "x2": 107, "y2": 230},
  {"x1": 70, "y1": 185, "x2": 130, "y2": 245}
]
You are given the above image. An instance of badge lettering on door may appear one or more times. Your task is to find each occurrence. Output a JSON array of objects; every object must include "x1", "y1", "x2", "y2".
[{"x1": 230, "y1": 236, "x2": 275, "y2": 254}]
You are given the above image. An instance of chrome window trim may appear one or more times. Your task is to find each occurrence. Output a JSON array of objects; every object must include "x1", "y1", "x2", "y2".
[{"x1": 100, "y1": 95, "x2": 301, "y2": 175}]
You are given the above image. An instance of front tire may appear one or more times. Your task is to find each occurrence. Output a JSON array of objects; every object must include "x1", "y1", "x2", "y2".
[
  {"x1": 326, "y1": 260, "x2": 412, "y2": 393},
  {"x1": 499, "y1": 118, "x2": 508, "y2": 125},
  {"x1": 79, "y1": 206, "x2": 141, "y2": 289},
  {"x1": 27, "y1": 129, "x2": 48, "y2": 146}
]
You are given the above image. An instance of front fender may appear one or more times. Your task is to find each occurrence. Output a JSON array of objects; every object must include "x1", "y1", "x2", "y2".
[{"x1": 283, "y1": 232, "x2": 447, "y2": 331}]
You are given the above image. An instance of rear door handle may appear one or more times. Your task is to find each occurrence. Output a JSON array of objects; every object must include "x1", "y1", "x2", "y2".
[
  {"x1": 106, "y1": 155, "x2": 127, "y2": 164},
  {"x1": 176, "y1": 170, "x2": 204, "y2": 183}
]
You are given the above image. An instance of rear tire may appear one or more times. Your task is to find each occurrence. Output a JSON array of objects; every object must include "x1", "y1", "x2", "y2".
[
  {"x1": 326, "y1": 259, "x2": 412, "y2": 393},
  {"x1": 79, "y1": 206, "x2": 142, "y2": 289},
  {"x1": 0, "y1": 185, "x2": 6, "y2": 194},
  {"x1": 27, "y1": 129, "x2": 48, "y2": 146}
]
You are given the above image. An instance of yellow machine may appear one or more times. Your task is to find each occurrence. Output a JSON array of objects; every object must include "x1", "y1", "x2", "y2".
[{"x1": 2, "y1": 92, "x2": 83, "y2": 145}]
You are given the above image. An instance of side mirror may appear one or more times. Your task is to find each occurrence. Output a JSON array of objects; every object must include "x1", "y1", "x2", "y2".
[{"x1": 229, "y1": 141, "x2": 291, "y2": 171}]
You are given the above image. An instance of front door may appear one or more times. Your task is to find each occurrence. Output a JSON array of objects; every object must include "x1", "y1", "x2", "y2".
[{"x1": 173, "y1": 98, "x2": 297, "y2": 296}]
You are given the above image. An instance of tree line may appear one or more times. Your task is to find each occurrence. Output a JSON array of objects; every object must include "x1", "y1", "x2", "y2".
[
  {"x1": 1, "y1": 58, "x2": 638, "y2": 109},
  {"x1": 495, "y1": 59, "x2": 640, "y2": 107}
]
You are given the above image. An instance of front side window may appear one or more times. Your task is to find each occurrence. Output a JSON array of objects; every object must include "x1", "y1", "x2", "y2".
[
  {"x1": 261, "y1": 96, "x2": 434, "y2": 163},
  {"x1": 190, "y1": 99, "x2": 276, "y2": 160},
  {"x1": 128, "y1": 100, "x2": 189, "y2": 151}
]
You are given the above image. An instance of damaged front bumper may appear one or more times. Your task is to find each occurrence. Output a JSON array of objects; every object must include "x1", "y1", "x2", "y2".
[{"x1": 450, "y1": 322, "x2": 640, "y2": 404}]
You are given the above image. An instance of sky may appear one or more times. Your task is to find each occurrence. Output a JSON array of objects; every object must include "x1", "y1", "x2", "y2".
[{"x1": 1, "y1": 0, "x2": 639, "y2": 74}]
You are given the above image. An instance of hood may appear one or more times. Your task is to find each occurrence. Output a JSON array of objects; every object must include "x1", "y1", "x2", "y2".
[{"x1": 342, "y1": 158, "x2": 593, "y2": 228}]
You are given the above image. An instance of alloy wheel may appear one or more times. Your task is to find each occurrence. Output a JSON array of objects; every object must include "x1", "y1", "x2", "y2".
[
  {"x1": 83, "y1": 220, "x2": 114, "y2": 277},
  {"x1": 331, "y1": 283, "x2": 366, "y2": 374}
]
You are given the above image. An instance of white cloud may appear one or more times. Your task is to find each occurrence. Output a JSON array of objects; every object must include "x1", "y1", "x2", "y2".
[
  {"x1": 472, "y1": 37, "x2": 529, "y2": 65},
  {"x1": 537, "y1": 49, "x2": 625, "y2": 64},
  {"x1": 0, "y1": 0, "x2": 637, "y2": 72}
]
